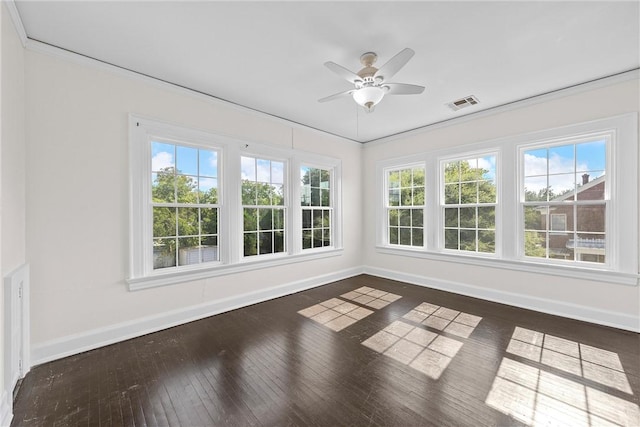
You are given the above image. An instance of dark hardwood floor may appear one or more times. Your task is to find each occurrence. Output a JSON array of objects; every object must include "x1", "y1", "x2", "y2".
[{"x1": 12, "y1": 275, "x2": 640, "y2": 426}]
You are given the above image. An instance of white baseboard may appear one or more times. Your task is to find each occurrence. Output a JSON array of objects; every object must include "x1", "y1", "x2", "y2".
[
  {"x1": 0, "y1": 390, "x2": 12, "y2": 427},
  {"x1": 32, "y1": 267, "x2": 363, "y2": 366},
  {"x1": 363, "y1": 266, "x2": 640, "y2": 333}
]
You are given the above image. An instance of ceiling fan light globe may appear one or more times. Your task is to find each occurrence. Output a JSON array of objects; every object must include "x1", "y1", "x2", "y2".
[{"x1": 352, "y1": 86, "x2": 385, "y2": 110}]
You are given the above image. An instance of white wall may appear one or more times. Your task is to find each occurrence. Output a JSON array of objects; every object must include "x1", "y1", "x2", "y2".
[
  {"x1": 1, "y1": 2, "x2": 26, "y2": 423},
  {"x1": 362, "y1": 77, "x2": 640, "y2": 330},
  {"x1": 2, "y1": 3, "x2": 25, "y2": 279},
  {"x1": 24, "y1": 48, "x2": 363, "y2": 362}
]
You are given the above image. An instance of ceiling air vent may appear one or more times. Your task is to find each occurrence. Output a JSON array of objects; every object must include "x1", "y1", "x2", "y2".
[{"x1": 447, "y1": 95, "x2": 480, "y2": 111}]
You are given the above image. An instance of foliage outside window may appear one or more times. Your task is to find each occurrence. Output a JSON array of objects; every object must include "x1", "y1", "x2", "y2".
[
  {"x1": 151, "y1": 142, "x2": 219, "y2": 270},
  {"x1": 241, "y1": 156, "x2": 286, "y2": 257},
  {"x1": 301, "y1": 166, "x2": 332, "y2": 249},
  {"x1": 443, "y1": 156, "x2": 497, "y2": 253},
  {"x1": 523, "y1": 139, "x2": 607, "y2": 263},
  {"x1": 387, "y1": 166, "x2": 425, "y2": 246}
]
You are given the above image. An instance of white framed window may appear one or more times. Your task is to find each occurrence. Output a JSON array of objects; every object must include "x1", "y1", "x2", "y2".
[
  {"x1": 241, "y1": 156, "x2": 286, "y2": 257},
  {"x1": 441, "y1": 154, "x2": 497, "y2": 254},
  {"x1": 521, "y1": 136, "x2": 609, "y2": 265},
  {"x1": 385, "y1": 165, "x2": 425, "y2": 247},
  {"x1": 151, "y1": 141, "x2": 221, "y2": 269},
  {"x1": 375, "y1": 113, "x2": 637, "y2": 285},
  {"x1": 301, "y1": 165, "x2": 333, "y2": 250},
  {"x1": 129, "y1": 115, "x2": 343, "y2": 290}
]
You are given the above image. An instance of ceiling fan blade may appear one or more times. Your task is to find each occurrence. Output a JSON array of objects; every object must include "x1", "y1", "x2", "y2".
[
  {"x1": 318, "y1": 90, "x2": 354, "y2": 103},
  {"x1": 374, "y1": 48, "x2": 415, "y2": 82},
  {"x1": 384, "y1": 83, "x2": 425, "y2": 95},
  {"x1": 324, "y1": 61, "x2": 362, "y2": 84}
]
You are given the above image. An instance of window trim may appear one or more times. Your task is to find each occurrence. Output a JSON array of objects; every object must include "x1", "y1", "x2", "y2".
[
  {"x1": 383, "y1": 163, "x2": 426, "y2": 248},
  {"x1": 128, "y1": 115, "x2": 343, "y2": 290},
  {"x1": 375, "y1": 113, "x2": 638, "y2": 286},
  {"x1": 438, "y1": 151, "x2": 500, "y2": 256}
]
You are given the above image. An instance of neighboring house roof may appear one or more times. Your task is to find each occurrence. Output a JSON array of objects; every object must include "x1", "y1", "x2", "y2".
[{"x1": 551, "y1": 174, "x2": 605, "y2": 202}]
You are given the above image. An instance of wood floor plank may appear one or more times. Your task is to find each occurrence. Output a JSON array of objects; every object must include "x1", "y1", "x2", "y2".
[{"x1": 12, "y1": 274, "x2": 640, "y2": 426}]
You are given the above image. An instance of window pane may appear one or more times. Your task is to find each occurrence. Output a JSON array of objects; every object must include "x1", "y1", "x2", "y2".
[
  {"x1": 411, "y1": 209, "x2": 423, "y2": 227},
  {"x1": 460, "y1": 230, "x2": 476, "y2": 251},
  {"x1": 478, "y1": 230, "x2": 495, "y2": 253},
  {"x1": 176, "y1": 146, "x2": 198, "y2": 176},
  {"x1": 311, "y1": 187, "x2": 320, "y2": 206},
  {"x1": 176, "y1": 175, "x2": 198, "y2": 203},
  {"x1": 548, "y1": 174, "x2": 574, "y2": 200},
  {"x1": 257, "y1": 159, "x2": 271, "y2": 182},
  {"x1": 313, "y1": 229, "x2": 323, "y2": 248},
  {"x1": 459, "y1": 207, "x2": 476, "y2": 228},
  {"x1": 241, "y1": 156, "x2": 256, "y2": 181},
  {"x1": 388, "y1": 171, "x2": 400, "y2": 189},
  {"x1": 273, "y1": 209, "x2": 285, "y2": 230},
  {"x1": 259, "y1": 232, "x2": 273, "y2": 254},
  {"x1": 177, "y1": 207, "x2": 198, "y2": 236},
  {"x1": 271, "y1": 184, "x2": 284, "y2": 205},
  {"x1": 153, "y1": 207, "x2": 176, "y2": 238},
  {"x1": 151, "y1": 142, "x2": 175, "y2": 172},
  {"x1": 321, "y1": 189, "x2": 330, "y2": 206},
  {"x1": 400, "y1": 170, "x2": 412, "y2": 187},
  {"x1": 577, "y1": 205, "x2": 605, "y2": 233},
  {"x1": 460, "y1": 182, "x2": 477, "y2": 204},
  {"x1": 478, "y1": 180, "x2": 496, "y2": 203},
  {"x1": 524, "y1": 206, "x2": 544, "y2": 231},
  {"x1": 576, "y1": 172, "x2": 605, "y2": 200},
  {"x1": 257, "y1": 183, "x2": 271, "y2": 205},
  {"x1": 400, "y1": 188, "x2": 412, "y2": 206},
  {"x1": 524, "y1": 177, "x2": 549, "y2": 201},
  {"x1": 244, "y1": 208, "x2": 257, "y2": 232},
  {"x1": 242, "y1": 180, "x2": 257, "y2": 205},
  {"x1": 548, "y1": 145, "x2": 574, "y2": 174},
  {"x1": 313, "y1": 210, "x2": 322, "y2": 228},
  {"x1": 444, "y1": 162, "x2": 459, "y2": 183},
  {"x1": 413, "y1": 168, "x2": 425, "y2": 186},
  {"x1": 399, "y1": 209, "x2": 411, "y2": 227},
  {"x1": 389, "y1": 227, "x2": 399, "y2": 245},
  {"x1": 259, "y1": 209, "x2": 273, "y2": 231},
  {"x1": 153, "y1": 238, "x2": 176, "y2": 269},
  {"x1": 201, "y1": 208, "x2": 218, "y2": 235},
  {"x1": 389, "y1": 209, "x2": 399, "y2": 227},
  {"x1": 443, "y1": 207, "x2": 457, "y2": 227},
  {"x1": 301, "y1": 185, "x2": 311, "y2": 206},
  {"x1": 302, "y1": 210, "x2": 311, "y2": 228},
  {"x1": 177, "y1": 237, "x2": 199, "y2": 266},
  {"x1": 576, "y1": 140, "x2": 606, "y2": 173},
  {"x1": 303, "y1": 230, "x2": 312, "y2": 249},
  {"x1": 524, "y1": 231, "x2": 546, "y2": 258},
  {"x1": 274, "y1": 231, "x2": 285, "y2": 253},
  {"x1": 199, "y1": 150, "x2": 217, "y2": 178},
  {"x1": 445, "y1": 229, "x2": 458, "y2": 249},
  {"x1": 477, "y1": 207, "x2": 495, "y2": 229},
  {"x1": 413, "y1": 187, "x2": 425, "y2": 205},
  {"x1": 271, "y1": 162, "x2": 284, "y2": 184},
  {"x1": 524, "y1": 148, "x2": 547, "y2": 177},
  {"x1": 444, "y1": 183, "x2": 459, "y2": 204},
  {"x1": 389, "y1": 189, "x2": 400, "y2": 206},
  {"x1": 244, "y1": 232, "x2": 257, "y2": 256},
  {"x1": 152, "y1": 171, "x2": 176, "y2": 203},
  {"x1": 323, "y1": 228, "x2": 331, "y2": 247},
  {"x1": 399, "y1": 228, "x2": 411, "y2": 245},
  {"x1": 572, "y1": 233, "x2": 605, "y2": 263},
  {"x1": 199, "y1": 177, "x2": 217, "y2": 204},
  {"x1": 412, "y1": 229, "x2": 424, "y2": 246}
]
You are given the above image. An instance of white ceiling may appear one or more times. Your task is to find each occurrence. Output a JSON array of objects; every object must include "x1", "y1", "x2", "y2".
[{"x1": 14, "y1": 1, "x2": 640, "y2": 143}]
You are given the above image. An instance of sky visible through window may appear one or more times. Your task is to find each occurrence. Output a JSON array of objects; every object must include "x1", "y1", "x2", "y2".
[
  {"x1": 524, "y1": 139, "x2": 606, "y2": 194},
  {"x1": 151, "y1": 142, "x2": 218, "y2": 193}
]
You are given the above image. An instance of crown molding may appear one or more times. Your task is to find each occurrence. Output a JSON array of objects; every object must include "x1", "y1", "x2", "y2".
[{"x1": 4, "y1": 0, "x2": 27, "y2": 47}]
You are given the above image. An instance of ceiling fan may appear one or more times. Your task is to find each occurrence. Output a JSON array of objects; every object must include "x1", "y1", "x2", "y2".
[{"x1": 319, "y1": 48, "x2": 425, "y2": 113}]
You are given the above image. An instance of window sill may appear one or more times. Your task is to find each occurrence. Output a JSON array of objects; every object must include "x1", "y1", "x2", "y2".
[
  {"x1": 375, "y1": 246, "x2": 639, "y2": 286},
  {"x1": 127, "y1": 248, "x2": 343, "y2": 291}
]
